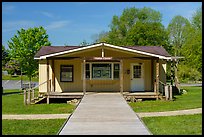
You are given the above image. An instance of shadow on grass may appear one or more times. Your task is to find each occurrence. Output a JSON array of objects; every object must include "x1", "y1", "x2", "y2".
[{"x1": 2, "y1": 91, "x2": 23, "y2": 96}]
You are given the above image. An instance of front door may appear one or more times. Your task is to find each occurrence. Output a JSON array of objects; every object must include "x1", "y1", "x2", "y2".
[{"x1": 130, "y1": 63, "x2": 144, "y2": 92}]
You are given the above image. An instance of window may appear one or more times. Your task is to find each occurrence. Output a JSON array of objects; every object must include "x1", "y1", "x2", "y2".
[
  {"x1": 86, "y1": 64, "x2": 90, "y2": 78},
  {"x1": 60, "y1": 65, "x2": 73, "y2": 82},
  {"x1": 113, "y1": 64, "x2": 120, "y2": 79},
  {"x1": 83, "y1": 63, "x2": 120, "y2": 79},
  {"x1": 133, "y1": 65, "x2": 141, "y2": 78},
  {"x1": 92, "y1": 64, "x2": 112, "y2": 79}
]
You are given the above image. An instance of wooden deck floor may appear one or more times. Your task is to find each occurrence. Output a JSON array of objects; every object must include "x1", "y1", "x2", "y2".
[
  {"x1": 123, "y1": 91, "x2": 161, "y2": 100},
  {"x1": 48, "y1": 92, "x2": 84, "y2": 99},
  {"x1": 47, "y1": 91, "x2": 159, "y2": 99}
]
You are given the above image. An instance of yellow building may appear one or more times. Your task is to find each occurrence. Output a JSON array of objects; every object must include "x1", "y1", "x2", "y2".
[{"x1": 34, "y1": 42, "x2": 172, "y2": 100}]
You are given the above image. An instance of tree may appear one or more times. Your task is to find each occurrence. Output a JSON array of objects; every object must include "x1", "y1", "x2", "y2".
[
  {"x1": 5, "y1": 59, "x2": 20, "y2": 75},
  {"x1": 2, "y1": 45, "x2": 10, "y2": 69},
  {"x1": 8, "y1": 26, "x2": 51, "y2": 88},
  {"x1": 192, "y1": 7, "x2": 202, "y2": 30},
  {"x1": 91, "y1": 31, "x2": 109, "y2": 43},
  {"x1": 181, "y1": 7, "x2": 202, "y2": 74},
  {"x1": 96, "y1": 7, "x2": 169, "y2": 49},
  {"x1": 169, "y1": 7, "x2": 202, "y2": 82},
  {"x1": 167, "y1": 15, "x2": 190, "y2": 56},
  {"x1": 126, "y1": 22, "x2": 169, "y2": 47},
  {"x1": 79, "y1": 40, "x2": 90, "y2": 46}
]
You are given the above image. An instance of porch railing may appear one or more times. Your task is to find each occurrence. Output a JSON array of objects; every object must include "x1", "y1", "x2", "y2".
[
  {"x1": 24, "y1": 79, "x2": 51, "y2": 105},
  {"x1": 154, "y1": 80, "x2": 173, "y2": 100},
  {"x1": 159, "y1": 81, "x2": 173, "y2": 100}
]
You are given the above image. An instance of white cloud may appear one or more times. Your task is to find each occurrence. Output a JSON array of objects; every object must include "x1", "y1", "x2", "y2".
[
  {"x1": 3, "y1": 4, "x2": 15, "y2": 12},
  {"x1": 2, "y1": 20, "x2": 36, "y2": 32},
  {"x1": 45, "y1": 20, "x2": 70, "y2": 30},
  {"x1": 41, "y1": 11, "x2": 54, "y2": 18}
]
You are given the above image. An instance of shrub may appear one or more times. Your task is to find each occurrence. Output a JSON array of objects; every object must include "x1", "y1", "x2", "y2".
[{"x1": 178, "y1": 64, "x2": 201, "y2": 82}]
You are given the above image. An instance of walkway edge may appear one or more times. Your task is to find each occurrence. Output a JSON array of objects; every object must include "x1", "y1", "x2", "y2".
[
  {"x1": 2, "y1": 108, "x2": 202, "y2": 119},
  {"x1": 137, "y1": 108, "x2": 202, "y2": 117},
  {"x1": 2, "y1": 114, "x2": 71, "y2": 120},
  {"x1": 57, "y1": 95, "x2": 84, "y2": 135}
]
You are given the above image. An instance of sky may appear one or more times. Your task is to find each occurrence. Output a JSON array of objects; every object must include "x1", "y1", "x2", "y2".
[{"x1": 2, "y1": 2, "x2": 202, "y2": 49}]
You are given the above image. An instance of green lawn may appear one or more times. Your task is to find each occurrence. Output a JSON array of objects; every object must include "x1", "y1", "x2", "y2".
[
  {"x1": 2, "y1": 89, "x2": 76, "y2": 114},
  {"x1": 129, "y1": 86, "x2": 202, "y2": 112},
  {"x1": 2, "y1": 87, "x2": 202, "y2": 135},
  {"x1": 129, "y1": 86, "x2": 202, "y2": 135},
  {"x1": 2, "y1": 75, "x2": 38, "y2": 82},
  {"x1": 142, "y1": 114, "x2": 202, "y2": 135},
  {"x1": 2, "y1": 89, "x2": 75, "y2": 135},
  {"x1": 2, "y1": 119, "x2": 66, "y2": 135},
  {"x1": 2, "y1": 89, "x2": 22, "y2": 94}
]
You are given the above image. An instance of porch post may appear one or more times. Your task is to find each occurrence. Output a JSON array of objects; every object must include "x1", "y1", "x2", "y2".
[
  {"x1": 51, "y1": 59, "x2": 55, "y2": 92},
  {"x1": 47, "y1": 59, "x2": 50, "y2": 104},
  {"x1": 151, "y1": 58, "x2": 154, "y2": 91},
  {"x1": 170, "y1": 59, "x2": 174, "y2": 86},
  {"x1": 120, "y1": 60, "x2": 123, "y2": 94},
  {"x1": 83, "y1": 59, "x2": 86, "y2": 95},
  {"x1": 156, "y1": 59, "x2": 159, "y2": 100},
  {"x1": 174, "y1": 59, "x2": 180, "y2": 92}
]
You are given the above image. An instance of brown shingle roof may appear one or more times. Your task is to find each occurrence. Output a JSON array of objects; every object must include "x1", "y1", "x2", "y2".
[
  {"x1": 124, "y1": 46, "x2": 171, "y2": 57},
  {"x1": 34, "y1": 44, "x2": 171, "y2": 58},
  {"x1": 34, "y1": 46, "x2": 80, "y2": 58}
]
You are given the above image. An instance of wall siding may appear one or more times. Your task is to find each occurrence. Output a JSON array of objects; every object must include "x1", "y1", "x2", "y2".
[{"x1": 38, "y1": 48, "x2": 166, "y2": 93}]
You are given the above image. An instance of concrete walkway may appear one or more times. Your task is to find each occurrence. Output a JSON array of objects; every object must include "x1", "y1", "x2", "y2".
[
  {"x1": 137, "y1": 108, "x2": 202, "y2": 117},
  {"x1": 2, "y1": 114, "x2": 70, "y2": 120},
  {"x1": 59, "y1": 93, "x2": 151, "y2": 135},
  {"x1": 2, "y1": 108, "x2": 202, "y2": 120}
]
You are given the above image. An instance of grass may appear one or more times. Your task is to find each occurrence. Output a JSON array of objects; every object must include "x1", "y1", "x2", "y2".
[
  {"x1": 2, "y1": 87, "x2": 202, "y2": 135},
  {"x1": 2, "y1": 119, "x2": 66, "y2": 135},
  {"x1": 2, "y1": 89, "x2": 21, "y2": 94},
  {"x1": 129, "y1": 86, "x2": 202, "y2": 112},
  {"x1": 142, "y1": 114, "x2": 202, "y2": 135},
  {"x1": 128, "y1": 86, "x2": 202, "y2": 135},
  {"x1": 2, "y1": 89, "x2": 75, "y2": 135},
  {"x1": 2, "y1": 74, "x2": 38, "y2": 82},
  {"x1": 2, "y1": 89, "x2": 76, "y2": 114}
]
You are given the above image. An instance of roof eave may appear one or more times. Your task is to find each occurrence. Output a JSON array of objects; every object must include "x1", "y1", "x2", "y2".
[{"x1": 35, "y1": 42, "x2": 172, "y2": 60}]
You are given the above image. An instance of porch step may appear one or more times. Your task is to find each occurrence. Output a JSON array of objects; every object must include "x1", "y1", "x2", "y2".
[{"x1": 31, "y1": 97, "x2": 46, "y2": 104}]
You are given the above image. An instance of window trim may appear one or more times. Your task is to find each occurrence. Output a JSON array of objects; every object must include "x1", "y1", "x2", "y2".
[
  {"x1": 60, "y1": 65, "x2": 74, "y2": 82},
  {"x1": 82, "y1": 62, "x2": 120, "y2": 80},
  {"x1": 131, "y1": 63, "x2": 143, "y2": 79},
  {"x1": 92, "y1": 63, "x2": 112, "y2": 79}
]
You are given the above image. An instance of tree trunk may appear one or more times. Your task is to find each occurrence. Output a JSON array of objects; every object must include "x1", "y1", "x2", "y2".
[
  {"x1": 21, "y1": 67, "x2": 22, "y2": 89},
  {"x1": 29, "y1": 76, "x2": 32, "y2": 89}
]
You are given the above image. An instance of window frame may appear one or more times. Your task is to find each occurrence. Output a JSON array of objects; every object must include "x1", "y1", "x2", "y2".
[
  {"x1": 133, "y1": 65, "x2": 142, "y2": 79},
  {"x1": 113, "y1": 63, "x2": 120, "y2": 79},
  {"x1": 82, "y1": 62, "x2": 120, "y2": 80},
  {"x1": 60, "y1": 65, "x2": 74, "y2": 82},
  {"x1": 92, "y1": 63, "x2": 112, "y2": 79}
]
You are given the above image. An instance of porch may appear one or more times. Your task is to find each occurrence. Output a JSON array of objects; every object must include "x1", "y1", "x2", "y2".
[{"x1": 31, "y1": 43, "x2": 181, "y2": 104}]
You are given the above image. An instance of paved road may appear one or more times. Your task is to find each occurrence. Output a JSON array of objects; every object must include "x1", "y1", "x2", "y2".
[
  {"x1": 2, "y1": 80, "x2": 38, "y2": 90},
  {"x1": 59, "y1": 93, "x2": 151, "y2": 135}
]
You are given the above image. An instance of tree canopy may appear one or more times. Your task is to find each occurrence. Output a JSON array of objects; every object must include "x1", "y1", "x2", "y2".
[
  {"x1": 167, "y1": 15, "x2": 191, "y2": 56},
  {"x1": 2, "y1": 45, "x2": 9, "y2": 67},
  {"x1": 8, "y1": 26, "x2": 51, "y2": 83},
  {"x1": 96, "y1": 7, "x2": 169, "y2": 50},
  {"x1": 180, "y1": 7, "x2": 202, "y2": 75},
  {"x1": 95, "y1": 6, "x2": 202, "y2": 82}
]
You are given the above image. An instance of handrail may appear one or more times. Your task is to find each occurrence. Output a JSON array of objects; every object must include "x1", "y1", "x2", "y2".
[
  {"x1": 159, "y1": 80, "x2": 166, "y2": 86},
  {"x1": 31, "y1": 79, "x2": 52, "y2": 90},
  {"x1": 24, "y1": 79, "x2": 51, "y2": 105}
]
